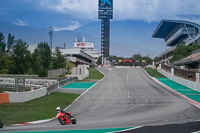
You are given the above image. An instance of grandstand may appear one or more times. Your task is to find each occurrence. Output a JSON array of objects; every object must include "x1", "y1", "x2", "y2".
[
  {"x1": 152, "y1": 20, "x2": 200, "y2": 64},
  {"x1": 59, "y1": 49, "x2": 96, "y2": 66},
  {"x1": 173, "y1": 49, "x2": 200, "y2": 69}
]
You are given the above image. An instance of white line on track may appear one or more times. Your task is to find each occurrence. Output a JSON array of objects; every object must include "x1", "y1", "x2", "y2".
[
  {"x1": 114, "y1": 70, "x2": 130, "y2": 99},
  {"x1": 106, "y1": 126, "x2": 143, "y2": 133}
]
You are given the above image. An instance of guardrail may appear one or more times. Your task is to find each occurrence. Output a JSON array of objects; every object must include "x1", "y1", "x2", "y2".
[{"x1": 47, "y1": 77, "x2": 77, "y2": 94}]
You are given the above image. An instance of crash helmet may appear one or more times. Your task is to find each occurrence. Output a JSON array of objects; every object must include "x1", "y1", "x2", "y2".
[{"x1": 56, "y1": 107, "x2": 61, "y2": 112}]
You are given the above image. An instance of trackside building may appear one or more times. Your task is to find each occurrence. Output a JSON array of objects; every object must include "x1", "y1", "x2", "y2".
[{"x1": 152, "y1": 20, "x2": 200, "y2": 64}]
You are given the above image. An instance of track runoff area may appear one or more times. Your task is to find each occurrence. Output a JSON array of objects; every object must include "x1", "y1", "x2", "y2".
[{"x1": 2, "y1": 68, "x2": 200, "y2": 133}]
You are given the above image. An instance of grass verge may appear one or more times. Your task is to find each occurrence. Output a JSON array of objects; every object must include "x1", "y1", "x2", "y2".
[
  {"x1": 144, "y1": 68, "x2": 166, "y2": 78},
  {"x1": 0, "y1": 92, "x2": 79, "y2": 124},
  {"x1": 81, "y1": 67, "x2": 104, "y2": 81}
]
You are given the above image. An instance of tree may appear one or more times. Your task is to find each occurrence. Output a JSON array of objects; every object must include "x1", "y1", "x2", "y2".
[
  {"x1": 0, "y1": 53, "x2": 13, "y2": 74},
  {"x1": 37, "y1": 42, "x2": 52, "y2": 70},
  {"x1": 0, "y1": 32, "x2": 6, "y2": 52},
  {"x1": 97, "y1": 56, "x2": 102, "y2": 65},
  {"x1": 153, "y1": 57, "x2": 160, "y2": 63},
  {"x1": 52, "y1": 47, "x2": 66, "y2": 69},
  {"x1": 7, "y1": 33, "x2": 15, "y2": 52},
  {"x1": 170, "y1": 43, "x2": 200, "y2": 62},
  {"x1": 142, "y1": 56, "x2": 152, "y2": 65},
  {"x1": 32, "y1": 42, "x2": 51, "y2": 77},
  {"x1": 12, "y1": 39, "x2": 31, "y2": 74},
  {"x1": 133, "y1": 54, "x2": 142, "y2": 60}
]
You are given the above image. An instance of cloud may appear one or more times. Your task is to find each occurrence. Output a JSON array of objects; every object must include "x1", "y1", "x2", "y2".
[
  {"x1": 14, "y1": 19, "x2": 27, "y2": 26},
  {"x1": 41, "y1": 0, "x2": 200, "y2": 23},
  {"x1": 54, "y1": 21, "x2": 81, "y2": 31}
]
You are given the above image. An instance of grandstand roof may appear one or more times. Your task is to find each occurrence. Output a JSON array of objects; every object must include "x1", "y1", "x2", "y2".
[{"x1": 152, "y1": 20, "x2": 200, "y2": 38}]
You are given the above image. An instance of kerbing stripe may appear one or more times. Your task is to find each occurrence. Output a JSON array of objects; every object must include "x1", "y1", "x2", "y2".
[{"x1": 106, "y1": 126, "x2": 143, "y2": 133}]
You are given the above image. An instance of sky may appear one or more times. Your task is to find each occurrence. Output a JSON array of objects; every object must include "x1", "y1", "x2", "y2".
[
  {"x1": 1, "y1": 0, "x2": 200, "y2": 30},
  {"x1": 1, "y1": 0, "x2": 200, "y2": 57}
]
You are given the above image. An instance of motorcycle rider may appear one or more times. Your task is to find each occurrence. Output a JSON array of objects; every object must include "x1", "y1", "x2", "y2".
[{"x1": 56, "y1": 107, "x2": 71, "y2": 119}]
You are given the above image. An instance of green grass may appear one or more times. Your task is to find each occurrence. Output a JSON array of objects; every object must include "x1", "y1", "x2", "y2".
[
  {"x1": 0, "y1": 92, "x2": 79, "y2": 124},
  {"x1": 144, "y1": 68, "x2": 166, "y2": 78},
  {"x1": 82, "y1": 67, "x2": 104, "y2": 81}
]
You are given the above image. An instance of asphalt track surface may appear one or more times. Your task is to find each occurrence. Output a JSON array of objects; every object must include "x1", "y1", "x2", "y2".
[{"x1": 2, "y1": 68, "x2": 200, "y2": 132}]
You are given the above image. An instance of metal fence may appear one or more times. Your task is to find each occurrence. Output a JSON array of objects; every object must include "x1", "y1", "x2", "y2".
[
  {"x1": 47, "y1": 77, "x2": 77, "y2": 94},
  {"x1": 161, "y1": 65, "x2": 171, "y2": 73},
  {"x1": 161, "y1": 64, "x2": 196, "y2": 81},
  {"x1": 174, "y1": 68, "x2": 196, "y2": 82},
  {"x1": 0, "y1": 84, "x2": 40, "y2": 92},
  {"x1": 0, "y1": 74, "x2": 38, "y2": 78}
]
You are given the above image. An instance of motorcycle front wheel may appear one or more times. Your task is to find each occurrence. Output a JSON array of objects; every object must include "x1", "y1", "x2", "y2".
[
  {"x1": 0, "y1": 120, "x2": 3, "y2": 128},
  {"x1": 59, "y1": 118, "x2": 66, "y2": 125},
  {"x1": 71, "y1": 117, "x2": 77, "y2": 124}
]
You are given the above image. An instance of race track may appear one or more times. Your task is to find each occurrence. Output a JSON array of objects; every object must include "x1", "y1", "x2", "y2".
[{"x1": 2, "y1": 68, "x2": 200, "y2": 132}]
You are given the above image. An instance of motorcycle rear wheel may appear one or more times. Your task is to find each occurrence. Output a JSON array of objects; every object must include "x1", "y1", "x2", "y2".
[{"x1": 59, "y1": 118, "x2": 66, "y2": 125}]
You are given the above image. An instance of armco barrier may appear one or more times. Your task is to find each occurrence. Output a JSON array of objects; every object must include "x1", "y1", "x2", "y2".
[
  {"x1": 158, "y1": 69, "x2": 199, "y2": 92},
  {"x1": 8, "y1": 87, "x2": 47, "y2": 103},
  {"x1": 0, "y1": 93, "x2": 9, "y2": 104}
]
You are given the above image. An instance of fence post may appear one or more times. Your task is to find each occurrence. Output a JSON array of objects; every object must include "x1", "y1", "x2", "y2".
[
  {"x1": 159, "y1": 64, "x2": 162, "y2": 69},
  {"x1": 196, "y1": 73, "x2": 200, "y2": 82},
  {"x1": 171, "y1": 68, "x2": 174, "y2": 75}
]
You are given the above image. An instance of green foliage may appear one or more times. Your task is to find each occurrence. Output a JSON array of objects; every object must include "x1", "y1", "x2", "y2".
[
  {"x1": 0, "y1": 53, "x2": 13, "y2": 74},
  {"x1": 97, "y1": 56, "x2": 102, "y2": 65},
  {"x1": 37, "y1": 42, "x2": 52, "y2": 70},
  {"x1": 12, "y1": 39, "x2": 31, "y2": 74},
  {"x1": 133, "y1": 54, "x2": 142, "y2": 60},
  {"x1": 32, "y1": 42, "x2": 51, "y2": 77},
  {"x1": 144, "y1": 68, "x2": 166, "y2": 78},
  {"x1": 82, "y1": 67, "x2": 104, "y2": 81},
  {"x1": 7, "y1": 33, "x2": 15, "y2": 52},
  {"x1": 153, "y1": 57, "x2": 160, "y2": 63},
  {"x1": 52, "y1": 47, "x2": 66, "y2": 69},
  {"x1": 66, "y1": 62, "x2": 76, "y2": 75},
  {"x1": 0, "y1": 32, "x2": 6, "y2": 52},
  {"x1": 170, "y1": 42, "x2": 200, "y2": 62}
]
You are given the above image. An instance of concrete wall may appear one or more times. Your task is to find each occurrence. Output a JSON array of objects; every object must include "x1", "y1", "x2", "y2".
[
  {"x1": 48, "y1": 68, "x2": 66, "y2": 77},
  {"x1": 71, "y1": 66, "x2": 89, "y2": 80},
  {"x1": 158, "y1": 69, "x2": 200, "y2": 92},
  {"x1": 8, "y1": 87, "x2": 47, "y2": 103}
]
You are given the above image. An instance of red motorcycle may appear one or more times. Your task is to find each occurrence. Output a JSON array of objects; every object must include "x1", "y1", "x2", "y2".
[{"x1": 56, "y1": 111, "x2": 76, "y2": 125}]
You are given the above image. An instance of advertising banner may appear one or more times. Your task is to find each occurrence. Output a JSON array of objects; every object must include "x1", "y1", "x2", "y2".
[{"x1": 99, "y1": 0, "x2": 113, "y2": 10}]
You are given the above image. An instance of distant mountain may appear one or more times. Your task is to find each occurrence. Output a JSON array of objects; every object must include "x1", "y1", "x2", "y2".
[
  {"x1": 0, "y1": 21, "x2": 165, "y2": 57},
  {"x1": 75, "y1": 20, "x2": 165, "y2": 57}
]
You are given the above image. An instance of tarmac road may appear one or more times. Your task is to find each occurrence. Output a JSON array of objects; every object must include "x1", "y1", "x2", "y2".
[{"x1": 2, "y1": 68, "x2": 200, "y2": 132}]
